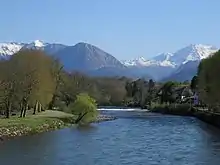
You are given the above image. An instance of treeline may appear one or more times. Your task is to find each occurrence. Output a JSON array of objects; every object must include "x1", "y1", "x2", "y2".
[
  {"x1": 0, "y1": 50, "x2": 132, "y2": 118},
  {"x1": 126, "y1": 79, "x2": 193, "y2": 107},
  {"x1": 0, "y1": 49, "x2": 197, "y2": 119}
]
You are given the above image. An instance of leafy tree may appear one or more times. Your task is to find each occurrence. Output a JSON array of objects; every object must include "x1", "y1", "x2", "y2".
[
  {"x1": 197, "y1": 50, "x2": 220, "y2": 111},
  {"x1": 125, "y1": 78, "x2": 150, "y2": 107},
  {"x1": 159, "y1": 81, "x2": 177, "y2": 104},
  {"x1": 190, "y1": 76, "x2": 198, "y2": 93},
  {"x1": 145, "y1": 79, "x2": 156, "y2": 106},
  {"x1": 70, "y1": 93, "x2": 98, "y2": 124},
  {"x1": 59, "y1": 72, "x2": 94, "y2": 106},
  {"x1": 0, "y1": 60, "x2": 21, "y2": 118},
  {"x1": 4, "y1": 50, "x2": 56, "y2": 117},
  {"x1": 48, "y1": 58, "x2": 64, "y2": 110},
  {"x1": 95, "y1": 77, "x2": 127, "y2": 105}
]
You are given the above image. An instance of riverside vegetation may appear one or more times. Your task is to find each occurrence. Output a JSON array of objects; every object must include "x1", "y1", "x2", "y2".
[
  {"x1": 0, "y1": 50, "x2": 120, "y2": 140},
  {"x1": 146, "y1": 50, "x2": 220, "y2": 118},
  {"x1": 1, "y1": 49, "x2": 220, "y2": 140}
]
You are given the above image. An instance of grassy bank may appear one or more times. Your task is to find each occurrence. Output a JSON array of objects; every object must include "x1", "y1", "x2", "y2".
[
  {"x1": 149, "y1": 103, "x2": 193, "y2": 116},
  {"x1": 0, "y1": 110, "x2": 75, "y2": 141},
  {"x1": 0, "y1": 110, "x2": 117, "y2": 141}
]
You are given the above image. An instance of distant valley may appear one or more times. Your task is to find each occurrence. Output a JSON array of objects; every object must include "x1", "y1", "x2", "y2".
[{"x1": 0, "y1": 40, "x2": 218, "y2": 81}]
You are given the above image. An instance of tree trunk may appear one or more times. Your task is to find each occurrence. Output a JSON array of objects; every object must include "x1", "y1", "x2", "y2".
[
  {"x1": 6, "y1": 102, "x2": 11, "y2": 119},
  {"x1": 22, "y1": 103, "x2": 28, "y2": 118},
  {"x1": 49, "y1": 95, "x2": 55, "y2": 110},
  {"x1": 38, "y1": 103, "x2": 41, "y2": 112},
  {"x1": 33, "y1": 101, "x2": 38, "y2": 115},
  {"x1": 75, "y1": 112, "x2": 88, "y2": 124},
  {"x1": 20, "y1": 105, "x2": 24, "y2": 118}
]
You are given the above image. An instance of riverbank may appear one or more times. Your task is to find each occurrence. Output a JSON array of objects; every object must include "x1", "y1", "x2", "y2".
[
  {"x1": 149, "y1": 103, "x2": 193, "y2": 116},
  {"x1": 0, "y1": 110, "x2": 116, "y2": 141},
  {"x1": 193, "y1": 109, "x2": 220, "y2": 128},
  {"x1": 0, "y1": 111, "x2": 75, "y2": 141},
  {"x1": 149, "y1": 103, "x2": 220, "y2": 129}
]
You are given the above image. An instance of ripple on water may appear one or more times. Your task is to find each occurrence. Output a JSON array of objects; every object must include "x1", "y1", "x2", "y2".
[{"x1": 1, "y1": 113, "x2": 220, "y2": 165}]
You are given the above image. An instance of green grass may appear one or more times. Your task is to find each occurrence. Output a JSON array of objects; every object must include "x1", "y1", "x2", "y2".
[
  {"x1": 0, "y1": 110, "x2": 75, "y2": 127},
  {"x1": 0, "y1": 110, "x2": 76, "y2": 139}
]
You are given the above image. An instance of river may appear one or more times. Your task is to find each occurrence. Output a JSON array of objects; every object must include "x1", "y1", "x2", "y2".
[{"x1": 1, "y1": 110, "x2": 220, "y2": 165}]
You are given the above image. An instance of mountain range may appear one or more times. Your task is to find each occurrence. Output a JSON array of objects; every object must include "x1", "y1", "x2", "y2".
[
  {"x1": 123, "y1": 44, "x2": 218, "y2": 81},
  {"x1": 0, "y1": 40, "x2": 218, "y2": 81}
]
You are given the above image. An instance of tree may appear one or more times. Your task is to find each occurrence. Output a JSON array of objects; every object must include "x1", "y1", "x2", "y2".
[
  {"x1": 59, "y1": 72, "x2": 94, "y2": 106},
  {"x1": 159, "y1": 81, "x2": 177, "y2": 104},
  {"x1": 125, "y1": 78, "x2": 149, "y2": 107},
  {"x1": 190, "y1": 76, "x2": 198, "y2": 93},
  {"x1": 48, "y1": 58, "x2": 64, "y2": 110},
  {"x1": 197, "y1": 50, "x2": 220, "y2": 111},
  {"x1": 70, "y1": 93, "x2": 98, "y2": 124},
  {"x1": 7, "y1": 50, "x2": 56, "y2": 117},
  {"x1": 0, "y1": 60, "x2": 20, "y2": 118},
  {"x1": 145, "y1": 79, "x2": 155, "y2": 106}
]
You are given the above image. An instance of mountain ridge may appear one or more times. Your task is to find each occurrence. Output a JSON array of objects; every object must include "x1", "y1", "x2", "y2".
[
  {"x1": 0, "y1": 40, "x2": 218, "y2": 81},
  {"x1": 123, "y1": 44, "x2": 218, "y2": 68},
  {"x1": 122, "y1": 44, "x2": 218, "y2": 81}
]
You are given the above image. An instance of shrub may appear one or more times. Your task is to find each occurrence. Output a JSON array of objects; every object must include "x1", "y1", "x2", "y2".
[{"x1": 69, "y1": 93, "x2": 98, "y2": 124}]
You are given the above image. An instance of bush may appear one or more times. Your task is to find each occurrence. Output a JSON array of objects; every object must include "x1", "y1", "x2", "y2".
[{"x1": 69, "y1": 93, "x2": 98, "y2": 124}]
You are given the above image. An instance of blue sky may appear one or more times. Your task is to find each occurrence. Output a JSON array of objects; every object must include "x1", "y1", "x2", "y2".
[{"x1": 0, "y1": 0, "x2": 219, "y2": 60}]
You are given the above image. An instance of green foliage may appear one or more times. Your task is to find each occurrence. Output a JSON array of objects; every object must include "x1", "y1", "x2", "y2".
[
  {"x1": 158, "y1": 81, "x2": 178, "y2": 104},
  {"x1": 0, "y1": 50, "x2": 57, "y2": 118},
  {"x1": 125, "y1": 78, "x2": 156, "y2": 108},
  {"x1": 150, "y1": 102, "x2": 192, "y2": 115},
  {"x1": 69, "y1": 93, "x2": 98, "y2": 124},
  {"x1": 197, "y1": 50, "x2": 220, "y2": 111},
  {"x1": 190, "y1": 76, "x2": 198, "y2": 92},
  {"x1": 58, "y1": 74, "x2": 128, "y2": 107}
]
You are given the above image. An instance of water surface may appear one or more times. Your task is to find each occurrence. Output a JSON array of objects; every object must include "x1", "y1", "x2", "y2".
[{"x1": 1, "y1": 111, "x2": 220, "y2": 165}]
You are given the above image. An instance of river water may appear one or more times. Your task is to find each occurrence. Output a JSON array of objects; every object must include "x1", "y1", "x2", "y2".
[{"x1": 1, "y1": 110, "x2": 220, "y2": 165}]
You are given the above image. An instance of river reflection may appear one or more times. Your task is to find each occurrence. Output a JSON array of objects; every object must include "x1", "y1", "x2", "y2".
[{"x1": 1, "y1": 112, "x2": 220, "y2": 165}]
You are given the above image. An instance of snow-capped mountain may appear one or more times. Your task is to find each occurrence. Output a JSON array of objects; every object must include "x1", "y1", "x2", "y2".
[
  {"x1": 0, "y1": 40, "x2": 135, "y2": 78},
  {"x1": 0, "y1": 40, "x2": 48, "y2": 59},
  {"x1": 123, "y1": 44, "x2": 218, "y2": 68},
  {"x1": 21, "y1": 40, "x2": 67, "y2": 55},
  {"x1": 0, "y1": 42, "x2": 24, "y2": 59},
  {"x1": 0, "y1": 40, "x2": 218, "y2": 81},
  {"x1": 122, "y1": 44, "x2": 218, "y2": 81},
  {"x1": 161, "y1": 44, "x2": 218, "y2": 81},
  {"x1": 21, "y1": 40, "x2": 47, "y2": 50},
  {"x1": 167, "y1": 44, "x2": 217, "y2": 65},
  {"x1": 123, "y1": 56, "x2": 175, "y2": 68},
  {"x1": 0, "y1": 40, "x2": 67, "y2": 58}
]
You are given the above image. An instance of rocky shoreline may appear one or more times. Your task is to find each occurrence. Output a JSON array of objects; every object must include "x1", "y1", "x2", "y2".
[
  {"x1": 0, "y1": 119, "x2": 68, "y2": 142},
  {"x1": 94, "y1": 115, "x2": 117, "y2": 123},
  {"x1": 0, "y1": 114, "x2": 116, "y2": 142}
]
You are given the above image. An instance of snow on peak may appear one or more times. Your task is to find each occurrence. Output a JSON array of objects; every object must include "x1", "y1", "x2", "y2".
[
  {"x1": 172, "y1": 44, "x2": 218, "y2": 65},
  {"x1": 33, "y1": 40, "x2": 44, "y2": 47},
  {"x1": 123, "y1": 56, "x2": 176, "y2": 68},
  {"x1": 22, "y1": 40, "x2": 47, "y2": 49},
  {"x1": 0, "y1": 40, "x2": 50, "y2": 58},
  {"x1": 0, "y1": 42, "x2": 24, "y2": 57},
  {"x1": 123, "y1": 57, "x2": 150, "y2": 66},
  {"x1": 123, "y1": 44, "x2": 218, "y2": 68}
]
